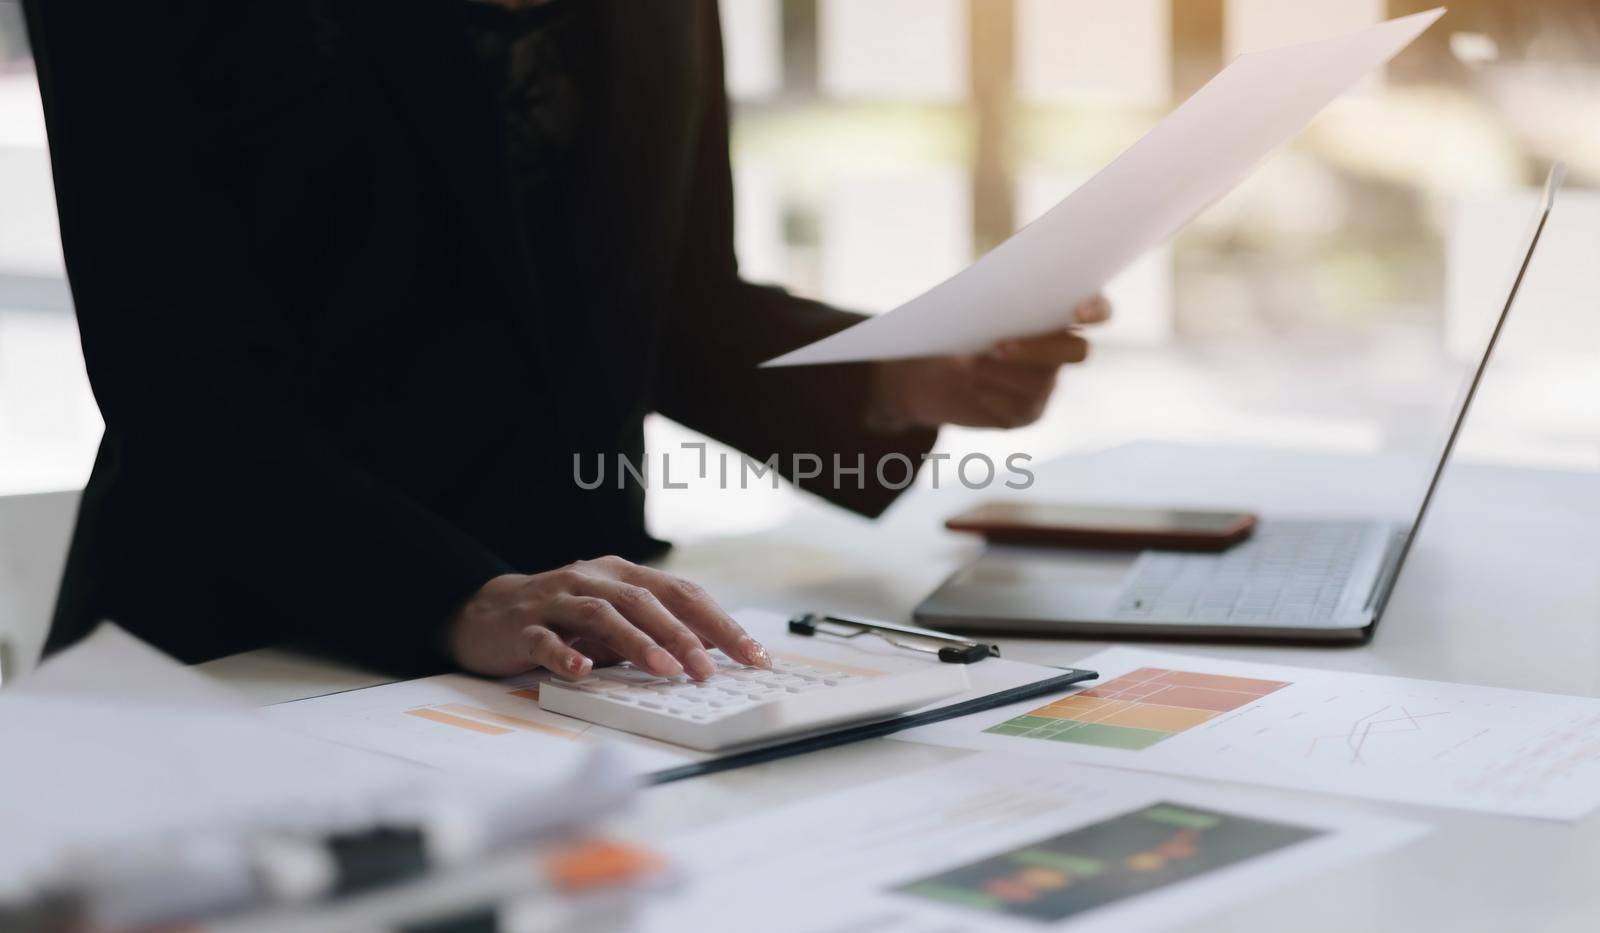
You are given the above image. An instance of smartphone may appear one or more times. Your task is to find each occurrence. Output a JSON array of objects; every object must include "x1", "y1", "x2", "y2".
[{"x1": 945, "y1": 502, "x2": 1256, "y2": 551}]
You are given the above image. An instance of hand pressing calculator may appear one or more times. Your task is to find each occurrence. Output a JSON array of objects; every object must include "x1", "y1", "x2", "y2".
[{"x1": 539, "y1": 652, "x2": 970, "y2": 752}]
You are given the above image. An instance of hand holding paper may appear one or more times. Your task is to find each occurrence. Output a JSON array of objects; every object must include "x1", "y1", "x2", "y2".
[
  {"x1": 867, "y1": 293, "x2": 1111, "y2": 429},
  {"x1": 764, "y1": 9, "x2": 1445, "y2": 367}
]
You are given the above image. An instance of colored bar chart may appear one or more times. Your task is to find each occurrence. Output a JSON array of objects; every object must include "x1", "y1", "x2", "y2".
[
  {"x1": 406, "y1": 707, "x2": 512, "y2": 736},
  {"x1": 437, "y1": 703, "x2": 581, "y2": 739},
  {"x1": 985, "y1": 668, "x2": 1292, "y2": 750},
  {"x1": 401, "y1": 691, "x2": 583, "y2": 740},
  {"x1": 895, "y1": 802, "x2": 1321, "y2": 923}
]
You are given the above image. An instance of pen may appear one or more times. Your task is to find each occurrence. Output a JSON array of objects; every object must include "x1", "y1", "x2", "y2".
[
  {"x1": 647, "y1": 665, "x2": 1098, "y2": 784},
  {"x1": 0, "y1": 635, "x2": 12, "y2": 690},
  {"x1": 397, "y1": 839, "x2": 668, "y2": 933},
  {"x1": 19, "y1": 816, "x2": 459, "y2": 929}
]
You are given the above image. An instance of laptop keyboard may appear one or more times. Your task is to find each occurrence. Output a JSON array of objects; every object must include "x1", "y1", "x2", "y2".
[{"x1": 1112, "y1": 521, "x2": 1375, "y2": 625}]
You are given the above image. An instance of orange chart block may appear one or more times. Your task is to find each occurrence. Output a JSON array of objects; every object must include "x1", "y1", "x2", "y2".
[
  {"x1": 406, "y1": 707, "x2": 512, "y2": 736},
  {"x1": 437, "y1": 703, "x2": 581, "y2": 739},
  {"x1": 1036, "y1": 695, "x2": 1124, "y2": 719},
  {"x1": 1098, "y1": 702, "x2": 1217, "y2": 733}
]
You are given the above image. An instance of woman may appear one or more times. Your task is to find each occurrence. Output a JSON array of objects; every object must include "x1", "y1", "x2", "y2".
[{"x1": 30, "y1": 0, "x2": 1107, "y2": 679}]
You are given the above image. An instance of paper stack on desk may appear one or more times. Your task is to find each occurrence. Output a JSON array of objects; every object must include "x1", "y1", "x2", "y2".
[{"x1": 0, "y1": 626, "x2": 638, "y2": 930}]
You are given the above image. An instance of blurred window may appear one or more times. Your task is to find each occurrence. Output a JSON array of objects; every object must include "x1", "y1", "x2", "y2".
[
  {"x1": 3, "y1": 1, "x2": 1599, "y2": 507},
  {"x1": 1, "y1": 1, "x2": 103, "y2": 497},
  {"x1": 721, "y1": 0, "x2": 782, "y2": 101},
  {"x1": 818, "y1": 0, "x2": 968, "y2": 101},
  {"x1": 1016, "y1": 0, "x2": 1170, "y2": 106},
  {"x1": 1225, "y1": 0, "x2": 1386, "y2": 59},
  {"x1": 821, "y1": 168, "x2": 972, "y2": 313}
]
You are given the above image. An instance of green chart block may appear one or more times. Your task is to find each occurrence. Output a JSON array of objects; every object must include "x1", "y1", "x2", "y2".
[
  {"x1": 1040, "y1": 721, "x2": 1172, "y2": 750},
  {"x1": 985, "y1": 715, "x2": 1057, "y2": 736}
]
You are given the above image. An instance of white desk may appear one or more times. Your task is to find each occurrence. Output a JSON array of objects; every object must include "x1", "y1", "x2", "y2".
[
  {"x1": 629, "y1": 443, "x2": 1600, "y2": 933},
  {"x1": 0, "y1": 488, "x2": 77, "y2": 675},
  {"x1": 12, "y1": 443, "x2": 1600, "y2": 931}
]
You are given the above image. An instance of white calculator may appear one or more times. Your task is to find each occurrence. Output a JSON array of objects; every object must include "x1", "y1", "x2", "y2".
[{"x1": 538, "y1": 653, "x2": 970, "y2": 751}]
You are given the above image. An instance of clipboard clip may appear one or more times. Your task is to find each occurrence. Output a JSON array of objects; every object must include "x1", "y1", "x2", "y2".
[{"x1": 788, "y1": 613, "x2": 999, "y2": 664}]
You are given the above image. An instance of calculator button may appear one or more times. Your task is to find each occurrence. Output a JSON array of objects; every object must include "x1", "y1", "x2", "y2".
[{"x1": 595, "y1": 667, "x2": 668, "y2": 686}]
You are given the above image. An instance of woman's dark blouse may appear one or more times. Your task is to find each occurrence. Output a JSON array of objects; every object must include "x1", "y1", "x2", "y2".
[{"x1": 27, "y1": 0, "x2": 934, "y2": 671}]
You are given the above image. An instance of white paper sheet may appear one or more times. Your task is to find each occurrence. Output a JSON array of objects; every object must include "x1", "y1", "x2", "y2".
[
  {"x1": 13, "y1": 622, "x2": 242, "y2": 706},
  {"x1": 896, "y1": 646, "x2": 1600, "y2": 819},
  {"x1": 265, "y1": 608, "x2": 1076, "y2": 778},
  {"x1": 764, "y1": 9, "x2": 1444, "y2": 367},
  {"x1": 638, "y1": 755, "x2": 1423, "y2": 933},
  {"x1": 265, "y1": 668, "x2": 697, "y2": 778}
]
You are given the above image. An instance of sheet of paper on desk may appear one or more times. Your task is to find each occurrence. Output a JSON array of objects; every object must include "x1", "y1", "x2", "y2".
[
  {"x1": 264, "y1": 669, "x2": 699, "y2": 778},
  {"x1": 639, "y1": 754, "x2": 1423, "y2": 933},
  {"x1": 895, "y1": 646, "x2": 1600, "y2": 820},
  {"x1": 264, "y1": 608, "x2": 1079, "y2": 779},
  {"x1": 763, "y1": 9, "x2": 1443, "y2": 367},
  {"x1": 13, "y1": 622, "x2": 245, "y2": 706}
]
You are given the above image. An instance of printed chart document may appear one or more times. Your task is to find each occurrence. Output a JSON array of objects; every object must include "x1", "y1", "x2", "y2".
[
  {"x1": 267, "y1": 609, "x2": 1081, "y2": 779},
  {"x1": 896, "y1": 647, "x2": 1600, "y2": 819},
  {"x1": 639, "y1": 755, "x2": 1422, "y2": 933},
  {"x1": 264, "y1": 667, "x2": 697, "y2": 778},
  {"x1": 764, "y1": 9, "x2": 1444, "y2": 367}
]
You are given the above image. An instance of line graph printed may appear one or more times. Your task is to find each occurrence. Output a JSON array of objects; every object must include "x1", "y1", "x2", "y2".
[{"x1": 1305, "y1": 704, "x2": 1451, "y2": 764}]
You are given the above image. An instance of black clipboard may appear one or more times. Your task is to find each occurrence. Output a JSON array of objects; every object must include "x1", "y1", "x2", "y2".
[{"x1": 647, "y1": 665, "x2": 1098, "y2": 785}]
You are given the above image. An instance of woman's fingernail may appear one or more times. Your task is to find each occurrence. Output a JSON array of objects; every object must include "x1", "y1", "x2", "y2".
[
  {"x1": 646, "y1": 647, "x2": 683, "y2": 676},
  {"x1": 566, "y1": 653, "x2": 592, "y2": 676},
  {"x1": 740, "y1": 638, "x2": 772, "y2": 669}
]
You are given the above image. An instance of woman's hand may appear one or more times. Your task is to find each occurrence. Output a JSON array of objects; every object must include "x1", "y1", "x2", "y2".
[
  {"x1": 447, "y1": 556, "x2": 771, "y2": 680},
  {"x1": 869, "y1": 294, "x2": 1112, "y2": 430}
]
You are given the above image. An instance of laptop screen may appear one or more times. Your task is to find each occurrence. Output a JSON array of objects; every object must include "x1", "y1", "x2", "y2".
[{"x1": 1376, "y1": 164, "x2": 1564, "y2": 612}]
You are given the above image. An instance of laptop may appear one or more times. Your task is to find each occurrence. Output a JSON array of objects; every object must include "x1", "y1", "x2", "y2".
[{"x1": 915, "y1": 165, "x2": 1564, "y2": 644}]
